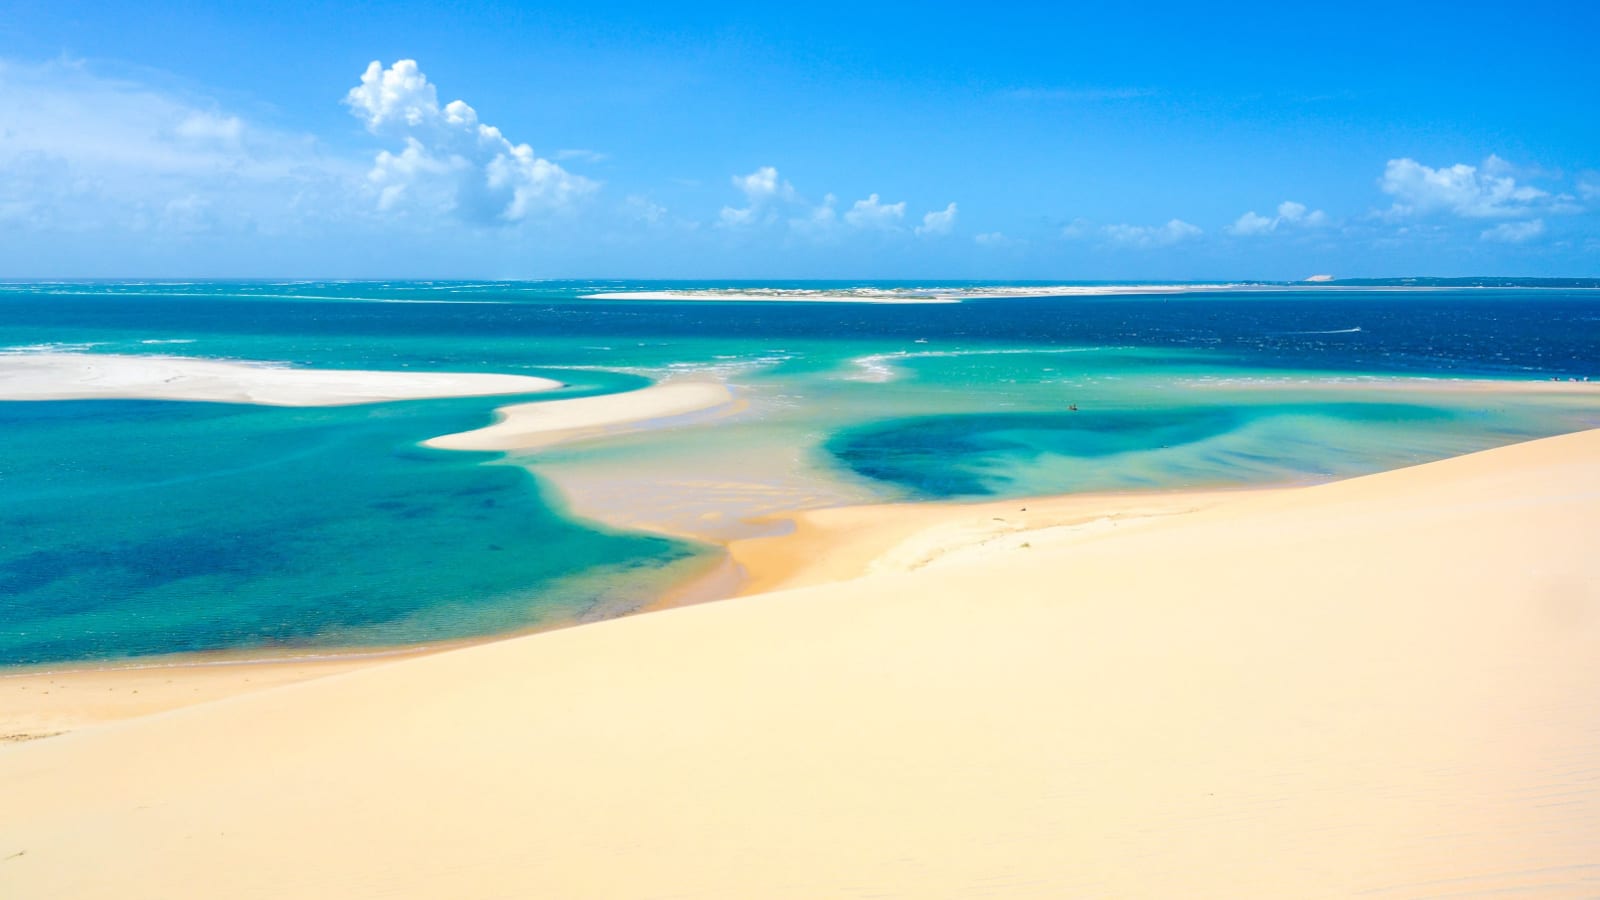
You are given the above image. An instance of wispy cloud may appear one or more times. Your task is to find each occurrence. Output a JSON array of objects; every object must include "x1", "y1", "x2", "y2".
[
  {"x1": 0, "y1": 56, "x2": 355, "y2": 236},
  {"x1": 1480, "y1": 219, "x2": 1545, "y2": 243},
  {"x1": 1000, "y1": 86, "x2": 1156, "y2": 101},
  {"x1": 555, "y1": 148, "x2": 609, "y2": 163}
]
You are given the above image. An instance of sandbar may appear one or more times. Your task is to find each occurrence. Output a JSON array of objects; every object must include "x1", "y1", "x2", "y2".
[
  {"x1": 425, "y1": 380, "x2": 736, "y2": 451},
  {"x1": 0, "y1": 352, "x2": 562, "y2": 406},
  {"x1": 580, "y1": 284, "x2": 1254, "y2": 302},
  {"x1": 2, "y1": 429, "x2": 1596, "y2": 896}
]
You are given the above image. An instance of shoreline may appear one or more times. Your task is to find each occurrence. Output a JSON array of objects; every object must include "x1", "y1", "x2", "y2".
[
  {"x1": 0, "y1": 352, "x2": 564, "y2": 405},
  {"x1": 423, "y1": 379, "x2": 739, "y2": 451},
  {"x1": 0, "y1": 478, "x2": 1288, "y2": 739},
  {"x1": 4, "y1": 424, "x2": 1592, "y2": 738},
  {"x1": 3, "y1": 428, "x2": 1596, "y2": 896}
]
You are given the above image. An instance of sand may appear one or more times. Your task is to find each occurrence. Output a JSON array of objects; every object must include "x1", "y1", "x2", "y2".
[
  {"x1": 0, "y1": 353, "x2": 562, "y2": 406},
  {"x1": 2, "y1": 430, "x2": 1597, "y2": 897},
  {"x1": 424, "y1": 380, "x2": 737, "y2": 451},
  {"x1": 578, "y1": 284, "x2": 1252, "y2": 302},
  {"x1": 0, "y1": 655, "x2": 405, "y2": 744}
]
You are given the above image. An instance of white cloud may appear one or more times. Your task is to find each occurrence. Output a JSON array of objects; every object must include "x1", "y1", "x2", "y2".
[
  {"x1": 345, "y1": 59, "x2": 595, "y2": 225},
  {"x1": 1103, "y1": 219, "x2": 1202, "y2": 247},
  {"x1": 732, "y1": 166, "x2": 794, "y2": 204},
  {"x1": 788, "y1": 193, "x2": 839, "y2": 236},
  {"x1": 915, "y1": 202, "x2": 958, "y2": 236},
  {"x1": 1578, "y1": 171, "x2": 1600, "y2": 202},
  {"x1": 555, "y1": 148, "x2": 608, "y2": 163},
  {"x1": 974, "y1": 231, "x2": 1011, "y2": 246},
  {"x1": 1227, "y1": 199, "x2": 1328, "y2": 236},
  {"x1": 1380, "y1": 156, "x2": 1548, "y2": 218},
  {"x1": 718, "y1": 165, "x2": 797, "y2": 228},
  {"x1": 0, "y1": 57, "x2": 355, "y2": 238},
  {"x1": 843, "y1": 193, "x2": 906, "y2": 230},
  {"x1": 1480, "y1": 219, "x2": 1545, "y2": 243},
  {"x1": 625, "y1": 194, "x2": 666, "y2": 224},
  {"x1": 718, "y1": 172, "x2": 926, "y2": 238},
  {"x1": 174, "y1": 112, "x2": 244, "y2": 144},
  {"x1": 1060, "y1": 217, "x2": 1094, "y2": 239},
  {"x1": 1228, "y1": 211, "x2": 1276, "y2": 236}
]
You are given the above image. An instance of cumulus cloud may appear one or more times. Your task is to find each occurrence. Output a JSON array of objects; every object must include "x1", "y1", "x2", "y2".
[
  {"x1": 1380, "y1": 156, "x2": 1548, "y2": 218},
  {"x1": 1102, "y1": 219, "x2": 1202, "y2": 247},
  {"x1": 1059, "y1": 218, "x2": 1094, "y2": 239},
  {"x1": 788, "y1": 193, "x2": 839, "y2": 236},
  {"x1": 915, "y1": 202, "x2": 958, "y2": 236},
  {"x1": 718, "y1": 170, "x2": 934, "y2": 238},
  {"x1": 345, "y1": 59, "x2": 595, "y2": 225},
  {"x1": 718, "y1": 165, "x2": 797, "y2": 227},
  {"x1": 1480, "y1": 219, "x2": 1545, "y2": 243},
  {"x1": 1227, "y1": 199, "x2": 1328, "y2": 236},
  {"x1": 843, "y1": 193, "x2": 906, "y2": 230}
]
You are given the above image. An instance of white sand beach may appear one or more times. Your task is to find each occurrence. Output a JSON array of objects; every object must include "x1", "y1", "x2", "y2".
[
  {"x1": 579, "y1": 284, "x2": 1253, "y2": 302},
  {"x1": 424, "y1": 380, "x2": 737, "y2": 451},
  {"x1": 1, "y1": 429, "x2": 1596, "y2": 897},
  {"x1": 0, "y1": 353, "x2": 563, "y2": 406}
]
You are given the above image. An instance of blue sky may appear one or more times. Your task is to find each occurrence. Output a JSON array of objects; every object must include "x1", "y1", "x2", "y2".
[{"x1": 2, "y1": 0, "x2": 1597, "y2": 279}]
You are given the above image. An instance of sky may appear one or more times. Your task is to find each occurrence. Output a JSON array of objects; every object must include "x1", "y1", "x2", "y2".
[{"x1": 1, "y1": 0, "x2": 1597, "y2": 280}]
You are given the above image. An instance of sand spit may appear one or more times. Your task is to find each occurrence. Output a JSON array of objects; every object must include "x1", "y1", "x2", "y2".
[
  {"x1": 579, "y1": 284, "x2": 1254, "y2": 303},
  {"x1": 3, "y1": 431, "x2": 1598, "y2": 896},
  {"x1": 0, "y1": 353, "x2": 562, "y2": 406},
  {"x1": 424, "y1": 380, "x2": 736, "y2": 451}
]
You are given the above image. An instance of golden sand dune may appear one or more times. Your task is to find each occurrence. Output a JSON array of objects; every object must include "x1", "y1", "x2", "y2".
[{"x1": 2, "y1": 431, "x2": 1597, "y2": 898}]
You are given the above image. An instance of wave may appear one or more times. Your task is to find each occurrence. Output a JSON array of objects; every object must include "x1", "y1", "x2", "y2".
[
  {"x1": 1277, "y1": 327, "x2": 1362, "y2": 335},
  {"x1": 1, "y1": 342, "x2": 109, "y2": 354},
  {"x1": 846, "y1": 346, "x2": 1124, "y2": 383}
]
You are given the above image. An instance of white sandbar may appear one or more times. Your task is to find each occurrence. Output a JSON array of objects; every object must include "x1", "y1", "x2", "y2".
[
  {"x1": 0, "y1": 353, "x2": 562, "y2": 406},
  {"x1": 424, "y1": 380, "x2": 736, "y2": 451}
]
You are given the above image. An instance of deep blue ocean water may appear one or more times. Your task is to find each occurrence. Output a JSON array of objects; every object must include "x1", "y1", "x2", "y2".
[{"x1": 2, "y1": 281, "x2": 1597, "y2": 666}]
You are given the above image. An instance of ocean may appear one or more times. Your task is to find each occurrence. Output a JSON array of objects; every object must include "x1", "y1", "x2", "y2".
[{"x1": 2, "y1": 281, "x2": 1597, "y2": 666}]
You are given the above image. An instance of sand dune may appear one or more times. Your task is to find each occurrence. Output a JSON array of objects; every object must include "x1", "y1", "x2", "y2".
[
  {"x1": 425, "y1": 380, "x2": 736, "y2": 451},
  {"x1": 0, "y1": 353, "x2": 562, "y2": 406},
  {"x1": 2, "y1": 431, "x2": 1597, "y2": 897}
]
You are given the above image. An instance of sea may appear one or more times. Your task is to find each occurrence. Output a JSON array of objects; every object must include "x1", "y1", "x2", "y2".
[{"x1": 2, "y1": 280, "x2": 1597, "y2": 667}]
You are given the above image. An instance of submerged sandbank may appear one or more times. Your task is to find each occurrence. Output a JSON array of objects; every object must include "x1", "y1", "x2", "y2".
[
  {"x1": 0, "y1": 353, "x2": 562, "y2": 406},
  {"x1": 424, "y1": 380, "x2": 736, "y2": 451},
  {"x1": 2, "y1": 429, "x2": 1596, "y2": 897}
]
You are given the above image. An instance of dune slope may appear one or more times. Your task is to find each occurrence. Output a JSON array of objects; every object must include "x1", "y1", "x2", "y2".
[{"x1": 1, "y1": 431, "x2": 1597, "y2": 898}]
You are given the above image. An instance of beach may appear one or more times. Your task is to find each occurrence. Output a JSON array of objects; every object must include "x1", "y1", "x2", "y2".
[
  {"x1": 424, "y1": 380, "x2": 738, "y2": 451},
  {"x1": 0, "y1": 353, "x2": 564, "y2": 406},
  {"x1": 2, "y1": 429, "x2": 1596, "y2": 897}
]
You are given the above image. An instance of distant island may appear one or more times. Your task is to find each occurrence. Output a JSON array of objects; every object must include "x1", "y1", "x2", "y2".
[{"x1": 1313, "y1": 276, "x2": 1600, "y2": 288}]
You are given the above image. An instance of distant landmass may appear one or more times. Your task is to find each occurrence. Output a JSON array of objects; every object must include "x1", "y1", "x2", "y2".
[{"x1": 1313, "y1": 276, "x2": 1600, "y2": 288}]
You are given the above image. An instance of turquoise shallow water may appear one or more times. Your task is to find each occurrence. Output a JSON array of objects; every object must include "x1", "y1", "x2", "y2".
[{"x1": 1, "y1": 281, "x2": 1597, "y2": 666}]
